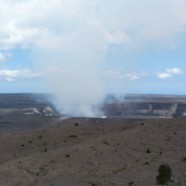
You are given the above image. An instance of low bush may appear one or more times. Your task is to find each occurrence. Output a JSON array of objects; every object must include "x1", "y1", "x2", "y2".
[{"x1": 156, "y1": 164, "x2": 172, "y2": 185}]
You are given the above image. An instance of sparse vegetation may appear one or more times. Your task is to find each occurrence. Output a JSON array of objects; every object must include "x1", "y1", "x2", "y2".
[
  {"x1": 43, "y1": 148, "x2": 47, "y2": 152},
  {"x1": 88, "y1": 182, "x2": 97, "y2": 186},
  {"x1": 156, "y1": 164, "x2": 172, "y2": 185},
  {"x1": 74, "y1": 123, "x2": 79, "y2": 126},
  {"x1": 144, "y1": 161, "x2": 149, "y2": 165},
  {"x1": 68, "y1": 135, "x2": 77, "y2": 138},
  {"x1": 146, "y1": 148, "x2": 151, "y2": 154},
  {"x1": 166, "y1": 137, "x2": 171, "y2": 141},
  {"x1": 103, "y1": 140, "x2": 109, "y2": 145},
  {"x1": 112, "y1": 166, "x2": 126, "y2": 174},
  {"x1": 181, "y1": 156, "x2": 186, "y2": 162},
  {"x1": 1, "y1": 94, "x2": 186, "y2": 186},
  {"x1": 128, "y1": 181, "x2": 134, "y2": 186}
]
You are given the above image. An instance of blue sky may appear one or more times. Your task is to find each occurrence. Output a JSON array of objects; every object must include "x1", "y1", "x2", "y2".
[{"x1": 0, "y1": 0, "x2": 186, "y2": 95}]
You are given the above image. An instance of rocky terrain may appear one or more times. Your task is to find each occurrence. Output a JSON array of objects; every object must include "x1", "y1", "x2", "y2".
[{"x1": 0, "y1": 117, "x2": 185, "y2": 186}]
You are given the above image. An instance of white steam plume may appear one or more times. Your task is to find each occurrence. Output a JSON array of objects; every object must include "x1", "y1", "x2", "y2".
[{"x1": 37, "y1": 25, "x2": 107, "y2": 117}]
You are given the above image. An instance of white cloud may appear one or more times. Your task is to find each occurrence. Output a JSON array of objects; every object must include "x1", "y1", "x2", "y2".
[
  {"x1": 166, "y1": 67, "x2": 183, "y2": 74},
  {"x1": 157, "y1": 73, "x2": 171, "y2": 79},
  {"x1": 157, "y1": 67, "x2": 183, "y2": 79},
  {"x1": 0, "y1": 69, "x2": 41, "y2": 81},
  {"x1": 0, "y1": 0, "x2": 186, "y2": 50},
  {"x1": 126, "y1": 72, "x2": 146, "y2": 80}
]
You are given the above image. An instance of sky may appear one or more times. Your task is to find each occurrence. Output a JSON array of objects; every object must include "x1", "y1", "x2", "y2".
[{"x1": 0, "y1": 0, "x2": 186, "y2": 95}]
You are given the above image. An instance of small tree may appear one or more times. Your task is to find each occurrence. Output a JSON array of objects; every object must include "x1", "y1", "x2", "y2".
[{"x1": 156, "y1": 164, "x2": 172, "y2": 185}]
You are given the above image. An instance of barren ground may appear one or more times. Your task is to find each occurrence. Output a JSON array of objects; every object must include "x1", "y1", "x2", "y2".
[{"x1": 0, "y1": 117, "x2": 185, "y2": 186}]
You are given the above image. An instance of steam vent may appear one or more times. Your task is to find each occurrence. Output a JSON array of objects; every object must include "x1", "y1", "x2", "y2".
[{"x1": 102, "y1": 94, "x2": 186, "y2": 119}]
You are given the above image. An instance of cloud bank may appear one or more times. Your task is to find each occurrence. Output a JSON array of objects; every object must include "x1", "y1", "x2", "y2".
[{"x1": 1, "y1": 0, "x2": 186, "y2": 50}]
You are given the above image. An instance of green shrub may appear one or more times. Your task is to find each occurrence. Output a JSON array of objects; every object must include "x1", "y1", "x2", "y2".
[
  {"x1": 181, "y1": 156, "x2": 186, "y2": 162},
  {"x1": 156, "y1": 164, "x2": 172, "y2": 185},
  {"x1": 128, "y1": 181, "x2": 134, "y2": 186}
]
